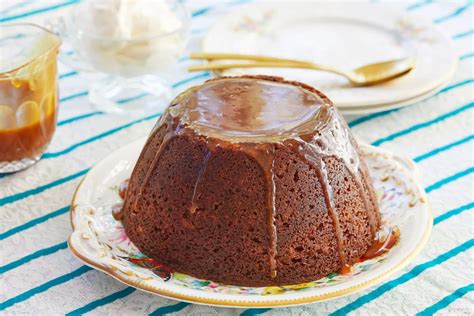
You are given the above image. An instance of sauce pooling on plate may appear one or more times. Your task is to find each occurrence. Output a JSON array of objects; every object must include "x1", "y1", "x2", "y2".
[
  {"x1": 361, "y1": 226, "x2": 400, "y2": 261},
  {"x1": 112, "y1": 179, "x2": 130, "y2": 221}
]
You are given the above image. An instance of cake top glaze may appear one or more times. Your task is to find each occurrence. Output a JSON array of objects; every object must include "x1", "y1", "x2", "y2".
[{"x1": 169, "y1": 77, "x2": 332, "y2": 142}]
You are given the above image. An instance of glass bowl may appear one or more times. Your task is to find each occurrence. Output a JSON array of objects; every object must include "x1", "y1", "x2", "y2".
[{"x1": 56, "y1": 0, "x2": 190, "y2": 115}]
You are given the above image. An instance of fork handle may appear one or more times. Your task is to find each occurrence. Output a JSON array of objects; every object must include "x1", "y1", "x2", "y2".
[
  {"x1": 188, "y1": 61, "x2": 348, "y2": 78},
  {"x1": 190, "y1": 52, "x2": 312, "y2": 64}
]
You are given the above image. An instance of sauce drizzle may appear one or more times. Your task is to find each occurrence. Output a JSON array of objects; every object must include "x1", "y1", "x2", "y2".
[
  {"x1": 113, "y1": 178, "x2": 130, "y2": 221},
  {"x1": 361, "y1": 226, "x2": 399, "y2": 261}
]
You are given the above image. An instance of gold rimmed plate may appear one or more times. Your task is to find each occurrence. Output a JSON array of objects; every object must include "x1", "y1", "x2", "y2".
[{"x1": 69, "y1": 137, "x2": 432, "y2": 308}]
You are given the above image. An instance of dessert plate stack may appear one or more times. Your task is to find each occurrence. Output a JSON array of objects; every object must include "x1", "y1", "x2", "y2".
[{"x1": 201, "y1": 2, "x2": 457, "y2": 115}]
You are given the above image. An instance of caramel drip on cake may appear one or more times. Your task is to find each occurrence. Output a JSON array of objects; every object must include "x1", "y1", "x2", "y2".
[
  {"x1": 347, "y1": 133, "x2": 378, "y2": 236},
  {"x1": 360, "y1": 172, "x2": 380, "y2": 235},
  {"x1": 254, "y1": 150, "x2": 278, "y2": 279},
  {"x1": 234, "y1": 142, "x2": 279, "y2": 279},
  {"x1": 268, "y1": 158, "x2": 278, "y2": 279},
  {"x1": 190, "y1": 149, "x2": 211, "y2": 214},
  {"x1": 112, "y1": 202, "x2": 124, "y2": 221},
  {"x1": 133, "y1": 120, "x2": 175, "y2": 213},
  {"x1": 319, "y1": 159, "x2": 346, "y2": 266}
]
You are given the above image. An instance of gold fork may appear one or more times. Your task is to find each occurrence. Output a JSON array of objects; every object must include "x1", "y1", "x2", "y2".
[{"x1": 189, "y1": 53, "x2": 416, "y2": 87}]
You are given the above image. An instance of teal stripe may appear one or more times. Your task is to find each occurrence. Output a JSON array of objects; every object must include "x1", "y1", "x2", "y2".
[
  {"x1": 149, "y1": 302, "x2": 190, "y2": 315},
  {"x1": 0, "y1": 168, "x2": 88, "y2": 207},
  {"x1": 416, "y1": 283, "x2": 474, "y2": 316},
  {"x1": 425, "y1": 167, "x2": 474, "y2": 193},
  {"x1": 433, "y1": 3, "x2": 473, "y2": 23},
  {"x1": 191, "y1": 28, "x2": 207, "y2": 35},
  {"x1": 460, "y1": 52, "x2": 474, "y2": 60},
  {"x1": 0, "y1": 0, "x2": 81, "y2": 23},
  {"x1": 57, "y1": 111, "x2": 103, "y2": 126},
  {"x1": 172, "y1": 72, "x2": 210, "y2": 87},
  {"x1": 348, "y1": 79, "x2": 473, "y2": 128},
  {"x1": 241, "y1": 308, "x2": 272, "y2": 315},
  {"x1": 348, "y1": 109, "x2": 398, "y2": 128},
  {"x1": 42, "y1": 113, "x2": 161, "y2": 159},
  {"x1": 434, "y1": 202, "x2": 474, "y2": 225},
  {"x1": 371, "y1": 102, "x2": 474, "y2": 146},
  {"x1": 60, "y1": 91, "x2": 88, "y2": 103},
  {"x1": 406, "y1": 0, "x2": 432, "y2": 11},
  {"x1": 0, "y1": 0, "x2": 34, "y2": 15},
  {"x1": 191, "y1": 7, "x2": 210, "y2": 17},
  {"x1": 329, "y1": 239, "x2": 474, "y2": 315},
  {"x1": 414, "y1": 135, "x2": 474, "y2": 162},
  {"x1": 0, "y1": 265, "x2": 92, "y2": 311},
  {"x1": 190, "y1": 0, "x2": 248, "y2": 18},
  {"x1": 117, "y1": 93, "x2": 148, "y2": 104},
  {"x1": 437, "y1": 79, "x2": 474, "y2": 94},
  {"x1": 452, "y1": 29, "x2": 474, "y2": 39},
  {"x1": 65, "y1": 287, "x2": 136, "y2": 316},
  {"x1": 0, "y1": 33, "x2": 27, "y2": 45},
  {"x1": 0, "y1": 241, "x2": 67, "y2": 274},
  {"x1": 55, "y1": 49, "x2": 205, "y2": 85},
  {"x1": 56, "y1": 72, "x2": 209, "y2": 127},
  {"x1": 58, "y1": 71, "x2": 78, "y2": 80},
  {"x1": 0, "y1": 206, "x2": 69, "y2": 241}
]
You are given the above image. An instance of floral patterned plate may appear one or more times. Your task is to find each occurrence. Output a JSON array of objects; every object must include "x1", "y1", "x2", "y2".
[{"x1": 69, "y1": 137, "x2": 432, "y2": 308}]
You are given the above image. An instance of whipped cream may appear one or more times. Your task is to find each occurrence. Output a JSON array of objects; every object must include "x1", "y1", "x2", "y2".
[
  {"x1": 72, "y1": 0, "x2": 188, "y2": 77},
  {"x1": 84, "y1": 0, "x2": 182, "y2": 39}
]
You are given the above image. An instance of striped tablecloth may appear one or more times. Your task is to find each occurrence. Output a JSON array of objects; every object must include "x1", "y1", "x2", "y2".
[{"x1": 1, "y1": 1, "x2": 473, "y2": 315}]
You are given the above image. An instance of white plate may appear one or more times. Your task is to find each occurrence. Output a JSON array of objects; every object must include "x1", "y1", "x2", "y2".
[
  {"x1": 202, "y1": 2, "x2": 457, "y2": 108},
  {"x1": 339, "y1": 75, "x2": 448, "y2": 115},
  {"x1": 69, "y1": 137, "x2": 432, "y2": 308}
]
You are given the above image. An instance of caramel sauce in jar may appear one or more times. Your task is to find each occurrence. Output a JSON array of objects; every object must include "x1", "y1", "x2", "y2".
[
  {"x1": 0, "y1": 25, "x2": 60, "y2": 171},
  {"x1": 0, "y1": 79, "x2": 58, "y2": 162}
]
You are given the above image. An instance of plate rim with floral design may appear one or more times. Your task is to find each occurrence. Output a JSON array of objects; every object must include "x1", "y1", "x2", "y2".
[{"x1": 69, "y1": 137, "x2": 432, "y2": 308}]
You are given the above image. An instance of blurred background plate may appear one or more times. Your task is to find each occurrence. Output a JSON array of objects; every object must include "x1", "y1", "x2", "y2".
[
  {"x1": 202, "y1": 2, "x2": 457, "y2": 109},
  {"x1": 339, "y1": 75, "x2": 449, "y2": 115}
]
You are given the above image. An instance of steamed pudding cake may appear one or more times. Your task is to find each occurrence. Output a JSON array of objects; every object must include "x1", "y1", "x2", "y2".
[{"x1": 121, "y1": 75, "x2": 381, "y2": 287}]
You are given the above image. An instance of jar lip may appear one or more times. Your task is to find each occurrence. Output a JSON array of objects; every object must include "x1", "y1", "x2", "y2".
[
  {"x1": 0, "y1": 23, "x2": 62, "y2": 78},
  {"x1": 68, "y1": 0, "x2": 190, "y2": 42}
]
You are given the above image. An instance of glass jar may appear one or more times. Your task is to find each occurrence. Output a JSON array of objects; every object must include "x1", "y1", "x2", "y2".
[{"x1": 0, "y1": 24, "x2": 61, "y2": 173}]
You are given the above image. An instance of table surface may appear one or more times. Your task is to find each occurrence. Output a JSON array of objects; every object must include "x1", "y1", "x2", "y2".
[{"x1": 1, "y1": 1, "x2": 473, "y2": 315}]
